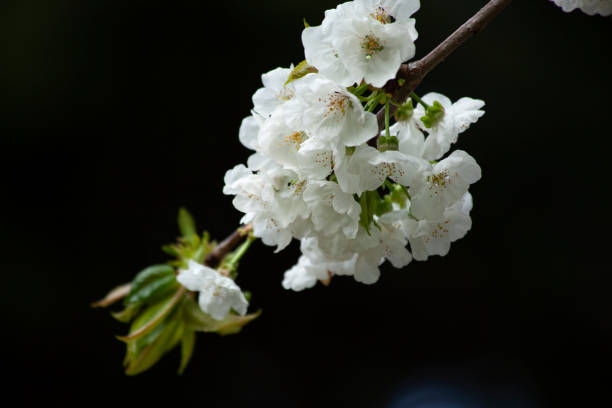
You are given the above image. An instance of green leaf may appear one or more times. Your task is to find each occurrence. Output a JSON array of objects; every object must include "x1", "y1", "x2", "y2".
[
  {"x1": 178, "y1": 329, "x2": 196, "y2": 375},
  {"x1": 181, "y1": 296, "x2": 260, "y2": 335},
  {"x1": 285, "y1": 60, "x2": 317, "y2": 85},
  {"x1": 178, "y1": 207, "x2": 197, "y2": 239},
  {"x1": 124, "y1": 264, "x2": 177, "y2": 305},
  {"x1": 118, "y1": 287, "x2": 185, "y2": 342},
  {"x1": 125, "y1": 318, "x2": 182, "y2": 376},
  {"x1": 182, "y1": 296, "x2": 217, "y2": 331},
  {"x1": 91, "y1": 283, "x2": 131, "y2": 308},
  {"x1": 112, "y1": 302, "x2": 142, "y2": 323},
  {"x1": 213, "y1": 310, "x2": 262, "y2": 336},
  {"x1": 161, "y1": 245, "x2": 180, "y2": 257}
]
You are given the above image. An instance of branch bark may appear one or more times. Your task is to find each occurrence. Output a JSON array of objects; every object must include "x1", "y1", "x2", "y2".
[
  {"x1": 204, "y1": 224, "x2": 253, "y2": 268},
  {"x1": 375, "y1": 0, "x2": 512, "y2": 135}
]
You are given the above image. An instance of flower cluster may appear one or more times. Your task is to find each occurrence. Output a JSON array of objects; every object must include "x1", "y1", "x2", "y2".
[
  {"x1": 550, "y1": 0, "x2": 612, "y2": 15},
  {"x1": 223, "y1": 0, "x2": 485, "y2": 291}
]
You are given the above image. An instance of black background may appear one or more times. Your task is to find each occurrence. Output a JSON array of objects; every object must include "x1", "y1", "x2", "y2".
[{"x1": 1, "y1": 0, "x2": 611, "y2": 406}]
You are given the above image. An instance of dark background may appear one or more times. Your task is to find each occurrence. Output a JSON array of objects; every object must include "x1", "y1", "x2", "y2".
[{"x1": 1, "y1": 0, "x2": 611, "y2": 406}]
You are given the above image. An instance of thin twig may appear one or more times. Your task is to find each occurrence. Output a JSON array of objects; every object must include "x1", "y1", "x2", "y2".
[
  {"x1": 204, "y1": 224, "x2": 253, "y2": 268},
  {"x1": 374, "y1": 0, "x2": 512, "y2": 137}
]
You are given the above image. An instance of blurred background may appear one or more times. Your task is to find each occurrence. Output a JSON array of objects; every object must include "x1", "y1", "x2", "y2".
[{"x1": 1, "y1": 0, "x2": 611, "y2": 406}]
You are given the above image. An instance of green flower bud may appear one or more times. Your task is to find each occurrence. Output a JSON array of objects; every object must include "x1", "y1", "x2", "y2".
[
  {"x1": 394, "y1": 99, "x2": 414, "y2": 122},
  {"x1": 378, "y1": 135, "x2": 399, "y2": 152}
]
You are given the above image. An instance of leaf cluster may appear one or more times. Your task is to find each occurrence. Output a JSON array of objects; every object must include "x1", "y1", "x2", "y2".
[{"x1": 93, "y1": 208, "x2": 260, "y2": 375}]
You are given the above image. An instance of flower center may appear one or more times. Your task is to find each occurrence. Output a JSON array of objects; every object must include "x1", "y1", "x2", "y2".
[
  {"x1": 425, "y1": 221, "x2": 451, "y2": 243},
  {"x1": 370, "y1": 7, "x2": 395, "y2": 24},
  {"x1": 289, "y1": 180, "x2": 307, "y2": 195},
  {"x1": 362, "y1": 33, "x2": 385, "y2": 60},
  {"x1": 320, "y1": 92, "x2": 353, "y2": 117},
  {"x1": 427, "y1": 170, "x2": 451, "y2": 188},
  {"x1": 283, "y1": 131, "x2": 305, "y2": 149},
  {"x1": 276, "y1": 86, "x2": 295, "y2": 102}
]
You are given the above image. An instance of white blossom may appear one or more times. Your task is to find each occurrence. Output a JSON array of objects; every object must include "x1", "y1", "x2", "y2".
[
  {"x1": 335, "y1": 144, "x2": 428, "y2": 194},
  {"x1": 550, "y1": 0, "x2": 612, "y2": 16},
  {"x1": 288, "y1": 74, "x2": 378, "y2": 148},
  {"x1": 282, "y1": 223, "x2": 411, "y2": 289},
  {"x1": 303, "y1": 0, "x2": 420, "y2": 87},
  {"x1": 303, "y1": 180, "x2": 362, "y2": 239},
  {"x1": 257, "y1": 104, "x2": 334, "y2": 180},
  {"x1": 389, "y1": 118, "x2": 425, "y2": 158},
  {"x1": 177, "y1": 260, "x2": 249, "y2": 320},
  {"x1": 409, "y1": 150, "x2": 481, "y2": 220},
  {"x1": 252, "y1": 66, "x2": 296, "y2": 118},
  {"x1": 414, "y1": 93, "x2": 485, "y2": 161},
  {"x1": 282, "y1": 238, "x2": 358, "y2": 291},
  {"x1": 238, "y1": 114, "x2": 263, "y2": 151},
  {"x1": 223, "y1": 164, "x2": 309, "y2": 252},
  {"x1": 404, "y1": 193, "x2": 474, "y2": 261},
  {"x1": 353, "y1": 222, "x2": 412, "y2": 284}
]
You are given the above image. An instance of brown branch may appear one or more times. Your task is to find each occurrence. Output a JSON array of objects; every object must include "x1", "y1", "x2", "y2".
[
  {"x1": 204, "y1": 224, "x2": 253, "y2": 268},
  {"x1": 375, "y1": 0, "x2": 512, "y2": 137}
]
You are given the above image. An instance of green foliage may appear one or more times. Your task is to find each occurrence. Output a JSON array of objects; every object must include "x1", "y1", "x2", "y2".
[
  {"x1": 178, "y1": 328, "x2": 196, "y2": 375},
  {"x1": 124, "y1": 265, "x2": 178, "y2": 305},
  {"x1": 182, "y1": 296, "x2": 261, "y2": 336},
  {"x1": 178, "y1": 207, "x2": 197, "y2": 241},
  {"x1": 375, "y1": 195, "x2": 394, "y2": 216},
  {"x1": 94, "y1": 207, "x2": 259, "y2": 376},
  {"x1": 285, "y1": 60, "x2": 318, "y2": 85}
]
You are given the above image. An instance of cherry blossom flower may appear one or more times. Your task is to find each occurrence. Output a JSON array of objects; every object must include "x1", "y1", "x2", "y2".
[
  {"x1": 413, "y1": 93, "x2": 485, "y2": 161},
  {"x1": 409, "y1": 150, "x2": 481, "y2": 220},
  {"x1": 335, "y1": 144, "x2": 428, "y2": 195},
  {"x1": 303, "y1": 0, "x2": 420, "y2": 87},
  {"x1": 177, "y1": 260, "x2": 249, "y2": 320},
  {"x1": 404, "y1": 193, "x2": 474, "y2": 261},
  {"x1": 550, "y1": 0, "x2": 612, "y2": 16}
]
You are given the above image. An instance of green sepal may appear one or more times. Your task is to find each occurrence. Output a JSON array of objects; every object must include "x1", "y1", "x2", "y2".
[
  {"x1": 285, "y1": 60, "x2": 317, "y2": 85},
  {"x1": 394, "y1": 99, "x2": 414, "y2": 122},
  {"x1": 178, "y1": 207, "x2": 197, "y2": 240},
  {"x1": 303, "y1": 18, "x2": 310, "y2": 28},
  {"x1": 378, "y1": 135, "x2": 399, "y2": 152},
  {"x1": 178, "y1": 329, "x2": 196, "y2": 375},
  {"x1": 420, "y1": 101, "x2": 445, "y2": 129},
  {"x1": 124, "y1": 264, "x2": 177, "y2": 306}
]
